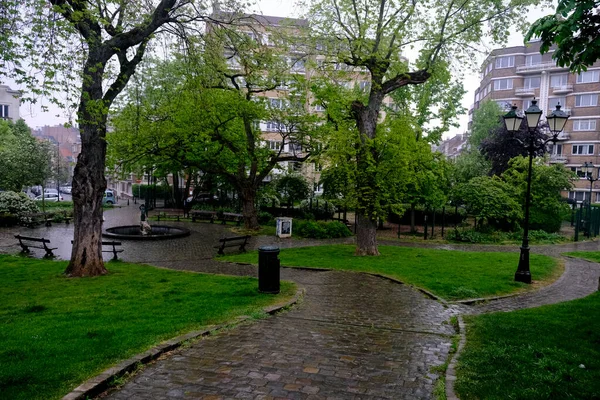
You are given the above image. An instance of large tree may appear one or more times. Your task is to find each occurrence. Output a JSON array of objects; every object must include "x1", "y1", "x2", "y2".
[
  {"x1": 305, "y1": 0, "x2": 540, "y2": 255},
  {"x1": 526, "y1": 0, "x2": 600, "y2": 73},
  {"x1": 1, "y1": 1, "x2": 247, "y2": 276}
]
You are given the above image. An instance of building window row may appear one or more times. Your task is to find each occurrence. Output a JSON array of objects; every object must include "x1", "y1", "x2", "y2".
[
  {"x1": 573, "y1": 119, "x2": 597, "y2": 131},
  {"x1": 576, "y1": 94, "x2": 598, "y2": 107},
  {"x1": 524, "y1": 76, "x2": 541, "y2": 89},
  {"x1": 551, "y1": 74, "x2": 569, "y2": 88},
  {"x1": 572, "y1": 144, "x2": 595, "y2": 155},
  {"x1": 494, "y1": 78, "x2": 513, "y2": 91},
  {"x1": 495, "y1": 55, "x2": 514, "y2": 69},
  {"x1": 571, "y1": 167, "x2": 593, "y2": 178},
  {"x1": 577, "y1": 70, "x2": 600, "y2": 84},
  {"x1": 0, "y1": 104, "x2": 8, "y2": 118}
]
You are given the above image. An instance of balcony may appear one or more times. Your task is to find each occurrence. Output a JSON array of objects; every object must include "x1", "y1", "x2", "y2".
[
  {"x1": 549, "y1": 154, "x2": 568, "y2": 163},
  {"x1": 552, "y1": 84, "x2": 573, "y2": 94},
  {"x1": 515, "y1": 87, "x2": 536, "y2": 97},
  {"x1": 555, "y1": 131, "x2": 570, "y2": 140},
  {"x1": 516, "y1": 61, "x2": 569, "y2": 74}
]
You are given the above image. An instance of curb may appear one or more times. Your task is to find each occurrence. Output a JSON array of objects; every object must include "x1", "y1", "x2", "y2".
[
  {"x1": 61, "y1": 287, "x2": 305, "y2": 400},
  {"x1": 445, "y1": 315, "x2": 466, "y2": 400}
]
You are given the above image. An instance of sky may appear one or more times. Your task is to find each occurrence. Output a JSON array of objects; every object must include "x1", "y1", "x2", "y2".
[{"x1": 16, "y1": 0, "x2": 553, "y2": 139}]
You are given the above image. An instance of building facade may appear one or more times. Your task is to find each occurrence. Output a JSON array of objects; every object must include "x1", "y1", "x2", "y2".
[
  {"x1": 0, "y1": 85, "x2": 21, "y2": 121},
  {"x1": 470, "y1": 41, "x2": 600, "y2": 203}
]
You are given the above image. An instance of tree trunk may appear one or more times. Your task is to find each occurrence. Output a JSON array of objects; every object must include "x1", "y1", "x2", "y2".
[
  {"x1": 66, "y1": 123, "x2": 108, "y2": 277},
  {"x1": 355, "y1": 213, "x2": 379, "y2": 255},
  {"x1": 410, "y1": 204, "x2": 417, "y2": 233},
  {"x1": 241, "y1": 187, "x2": 260, "y2": 230}
]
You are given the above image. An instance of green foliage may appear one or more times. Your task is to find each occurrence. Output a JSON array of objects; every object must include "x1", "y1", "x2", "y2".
[
  {"x1": 456, "y1": 292, "x2": 600, "y2": 399},
  {"x1": 275, "y1": 174, "x2": 311, "y2": 206},
  {"x1": 526, "y1": 0, "x2": 600, "y2": 73},
  {"x1": 503, "y1": 157, "x2": 575, "y2": 233},
  {"x1": 455, "y1": 176, "x2": 522, "y2": 230},
  {"x1": 299, "y1": 198, "x2": 336, "y2": 219},
  {"x1": 257, "y1": 211, "x2": 274, "y2": 225},
  {"x1": 469, "y1": 100, "x2": 503, "y2": 149},
  {"x1": 0, "y1": 255, "x2": 296, "y2": 400},
  {"x1": 132, "y1": 184, "x2": 171, "y2": 199},
  {"x1": 447, "y1": 228, "x2": 567, "y2": 244},
  {"x1": 293, "y1": 220, "x2": 352, "y2": 239}
]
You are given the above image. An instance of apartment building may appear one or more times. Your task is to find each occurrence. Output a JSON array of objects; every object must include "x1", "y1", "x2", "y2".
[
  {"x1": 433, "y1": 133, "x2": 469, "y2": 160},
  {"x1": 470, "y1": 41, "x2": 600, "y2": 203},
  {"x1": 0, "y1": 85, "x2": 21, "y2": 121}
]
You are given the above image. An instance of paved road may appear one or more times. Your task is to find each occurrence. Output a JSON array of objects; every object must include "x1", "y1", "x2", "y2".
[{"x1": 1, "y1": 205, "x2": 600, "y2": 399}]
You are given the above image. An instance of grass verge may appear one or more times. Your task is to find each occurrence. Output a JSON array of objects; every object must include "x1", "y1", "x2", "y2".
[
  {"x1": 563, "y1": 250, "x2": 600, "y2": 263},
  {"x1": 220, "y1": 245, "x2": 559, "y2": 301},
  {"x1": 0, "y1": 255, "x2": 295, "y2": 400},
  {"x1": 455, "y1": 292, "x2": 600, "y2": 399}
]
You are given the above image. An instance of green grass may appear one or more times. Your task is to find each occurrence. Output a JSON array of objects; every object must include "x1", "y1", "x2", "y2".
[
  {"x1": 455, "y1": 292, "x2": 600, "y2": 399},
  {"x1": 0, "y1": 255, "x2": 295, "y2": 400},
  {"x1": 563, "y1": 251, "x2": 600, "y2": 263},
  {"x1": 220, "y1": 245, "x2": 559, "y2": 301}
]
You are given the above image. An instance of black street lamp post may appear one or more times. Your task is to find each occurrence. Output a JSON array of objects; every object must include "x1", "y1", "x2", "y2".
[
  {"x1": 503, "y1": 100, "x2": 569, "y2": 283},
  {"x1": 582, "y1": 161, "x2": 599, "y2": 237}
]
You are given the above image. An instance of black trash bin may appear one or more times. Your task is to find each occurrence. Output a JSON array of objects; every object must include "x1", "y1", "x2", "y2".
[{"x1": 258, "y1": 246, "x2": 280, "y2": 294}]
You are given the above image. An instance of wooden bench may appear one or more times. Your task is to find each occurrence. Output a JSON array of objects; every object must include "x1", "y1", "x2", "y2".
[
  {"x1": 61, "y1": 211, "x2": 72, "y2": 224},
  {"x1": 191, "y1": 210, "x2": 216, "y2": 223},
  {"x1": 15, "y1": 235, "x2": 57, "y2": 257},
  {"x1": 20, "y1": 212, "x2": 53, "y2": 228},
  {"x1": 218, "y1": 212, "x2": 243, "y2": 226},
  {"x1": 71, "y1": 240, "x2": 124, "y2": 260},
  {"x1": 156, "y1": 213, "x2": 184, "y2": 222},
  {"x1": 215, "y1": 235, "x2": 251, "y2": 255}
]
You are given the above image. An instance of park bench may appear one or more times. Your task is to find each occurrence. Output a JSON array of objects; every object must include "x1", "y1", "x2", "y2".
[
  {"x1": 20, "y1": 212, "x2": 53, "y2": 228},
  {"x1": 61, "y1": 211, "x2": 73, "y2": 224},
  {"x1": 215, "y1": 235, "x2": 251, "y2": 255},
  {"x1": 15, "y1": 235, "x2": 57, "y2": 257},
  {"x1": 191, "y1": 210, "x2": 216, "y2": 223},
  {"x1": 218, "y1": 212, "x2": 243, "y2": 226},
  {"x1": 70, "y1": 240, "x2": 124, "y2": 260}
]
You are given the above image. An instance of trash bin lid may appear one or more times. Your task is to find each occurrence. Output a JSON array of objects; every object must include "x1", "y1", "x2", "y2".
[{"x1": 259, "y1": 246, "x2": 280, "y2": 253}]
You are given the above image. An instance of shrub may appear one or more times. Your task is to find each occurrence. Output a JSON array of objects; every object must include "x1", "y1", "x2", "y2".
[
  {"x1": 299, "y1": 198, "x2": 336, "y2": 220},
  {"x1": 258, "y1": 211, "x2": 274, "y2": 225},
  {"x1": 294, "y1": 220, "x2": 352, "y2": 239},
  {"x1": 0, "y1": 191, "x2": 39, "y2": 226},
  {"x1": 0, "y1": 212, "x2": 19, "y2": 227}
]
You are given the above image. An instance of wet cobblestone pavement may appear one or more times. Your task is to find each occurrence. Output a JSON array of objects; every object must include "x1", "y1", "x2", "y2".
[{"x1": 1, "y1": 204, "x2": 600, "y2": 399}]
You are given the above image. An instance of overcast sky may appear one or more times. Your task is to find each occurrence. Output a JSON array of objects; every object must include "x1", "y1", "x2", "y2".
[{"x1": 17, "y1": 0, "x2": 553, "y2": 139}]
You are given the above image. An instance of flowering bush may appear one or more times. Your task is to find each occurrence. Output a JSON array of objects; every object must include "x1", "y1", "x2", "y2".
[{"x1": 0, "y1": 191, "x2": 39, "y2": 226}]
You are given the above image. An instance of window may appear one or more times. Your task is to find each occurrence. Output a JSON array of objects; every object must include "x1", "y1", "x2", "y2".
[
  {"x1": 548, "y1": 97, "x2": 566, "y2": 110},
  {"x1": 550, "y1": 144, "x2": 562, "y2": 155},
  {"x1": 571, "y1": 167, "x2": 593, "y2": 179},
  {"x1": 576, "y1": 94, "x2": 599, "y2": 107},
  {"x1": 485, "y1": 63, "x2": 493, "y2": 75},
  {"x1": 525, "y1": 54, "x2": 542, "y2": 66},
  {"x1": 267, "y1": 140, "x2": 282, "y2": 150},
  {"x1": 524, "y1": 77, "x2": 541, "y2": 89},
  {"x1": 569, "y1": 191, "x2": 590, "y2": 202},
  {"x1": 572, "y1": 144, "x2": 595, "y2": 155},
  {"x1": 495, "y1": 56, "x2": 514, "y2": 69},
  {"x1": 313, "y1": 183, "x2": 323, "y2": 192},
  {"x1": 551, "y1": 74, "x2": 568, "y2": 87},
  {"x1": 523, "y1": 99, "x2": 534, "y2": 110},
  {"x1": 290, "y1": 58, "x2": 305, "y2": 73},
  {"x1": 496, "y1": 101, "x2": 512, "y2": 111},
  {"x1": 265, "y1": 121, "x2": 283, "y2": 131},
  {"x1": 314, "y1": 103, "x2": 325, "y2": 112},
  {"x1": 269, "y1": 98, "x2": 285, "y2": 109},
  {"x1": 573, "y1": 119, "x2": 597, "y2": 131},
  {"x1": 494, "y1": 79, "x2": 513, "y2": 91},
  {"x1": 577, "y1": 70, "x2": 600, "y2": 83},
  {"x1": 0, "y1": 105, "x2": 8, "y2": 118},
  {"x1": 359, "y1": 81, "x2": 370, "y2": 91}
]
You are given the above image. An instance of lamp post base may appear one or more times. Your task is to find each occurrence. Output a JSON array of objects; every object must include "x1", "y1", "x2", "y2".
[{"x1": 515, "y1": 246, "x2": 532, "y2": 284}]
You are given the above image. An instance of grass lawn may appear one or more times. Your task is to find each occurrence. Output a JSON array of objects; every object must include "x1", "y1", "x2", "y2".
[
  {"x1": 455, "y1": 292, "x2": 600, "y2": 399},
  {"x1": 0, "y1": 255, "x2": 295, "y2": 400},
  {"x1": 563, "y1": 250, "x2": 600, "y2": 263},
  {"x1": 220, "y1": 245, "x2": 559, "y2": 301}
]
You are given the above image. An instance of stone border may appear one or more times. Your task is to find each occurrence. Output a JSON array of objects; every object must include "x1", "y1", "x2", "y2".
[
  {"x1": 61, "y1": 287, "x2": 305, "y2": 400},
  {"x1": 445, "y1": 315, "x2": 466, "y2": 400}
]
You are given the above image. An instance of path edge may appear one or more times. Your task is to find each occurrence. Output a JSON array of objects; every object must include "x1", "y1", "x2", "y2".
[
  {"x1": 61, "y1": 287, "x2": 305, "y2": 400},
  {"x1": 445, "y1": 315, "x2": 466, "y2": 400}
]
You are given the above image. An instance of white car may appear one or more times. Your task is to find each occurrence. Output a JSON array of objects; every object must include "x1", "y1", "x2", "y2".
[
  {"x1": 35, "y1": 193, "x2": 63, "y2": 202},
  {"x1": 60, "y1": 186, "x2": 72, "y2": 194}
]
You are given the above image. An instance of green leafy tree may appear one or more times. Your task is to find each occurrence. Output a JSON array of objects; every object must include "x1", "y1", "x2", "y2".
[
  {"x1": 275, "y1": 174, "x2": 311, "y2": 208},
  {"x1": 305, "y1": 0, "x2": 540, "y2": 255},
  {"x1": 1, "y1": 1, "x2": 251, "y2": 276},
  {"x1": 526, "y1": 0, "x2": 600, "y2": 73},
  {"x1": 503, "y1": 156, "x2": 575, "y2": 232}
]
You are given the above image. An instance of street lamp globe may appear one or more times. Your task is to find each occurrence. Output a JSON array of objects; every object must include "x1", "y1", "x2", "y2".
[
  {"x1": 547, "y1": 103, "x2": 569, "y2": 134},
  {"x1": 503, "y1": 104, "x2": 523, "y2": 133},
  {"x1": 524, "y1": 99, "x2": 543, "y2": 129}
]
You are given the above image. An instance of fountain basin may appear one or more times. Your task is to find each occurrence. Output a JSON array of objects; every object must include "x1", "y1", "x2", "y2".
[{"x1": 103, "y1": 225, "x2": 191, "y2": 240}]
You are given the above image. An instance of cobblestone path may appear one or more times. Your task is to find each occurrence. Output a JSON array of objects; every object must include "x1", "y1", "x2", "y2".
[{"x1": 106, "y1": 269, "x2": 459, "y2": 400}]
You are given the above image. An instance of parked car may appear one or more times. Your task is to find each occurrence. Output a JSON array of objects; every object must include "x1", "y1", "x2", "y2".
[
  {"x1": 103, "y1": 190, "x2": 117, "y2": 205},
  {"x1": 60, "y1": 186, "x2": 72, "y2": 194},
  {"x1": 35, "y1": 193, "x2": 63, "y2": 202},
  {"x1": 44, "y1": 188, "x2": 59, "y2": 195}
]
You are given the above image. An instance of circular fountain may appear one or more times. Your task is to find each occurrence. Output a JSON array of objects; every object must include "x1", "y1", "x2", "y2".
[{"x1": 103, "y1": 225, "x2": 190, "y2": 240}]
